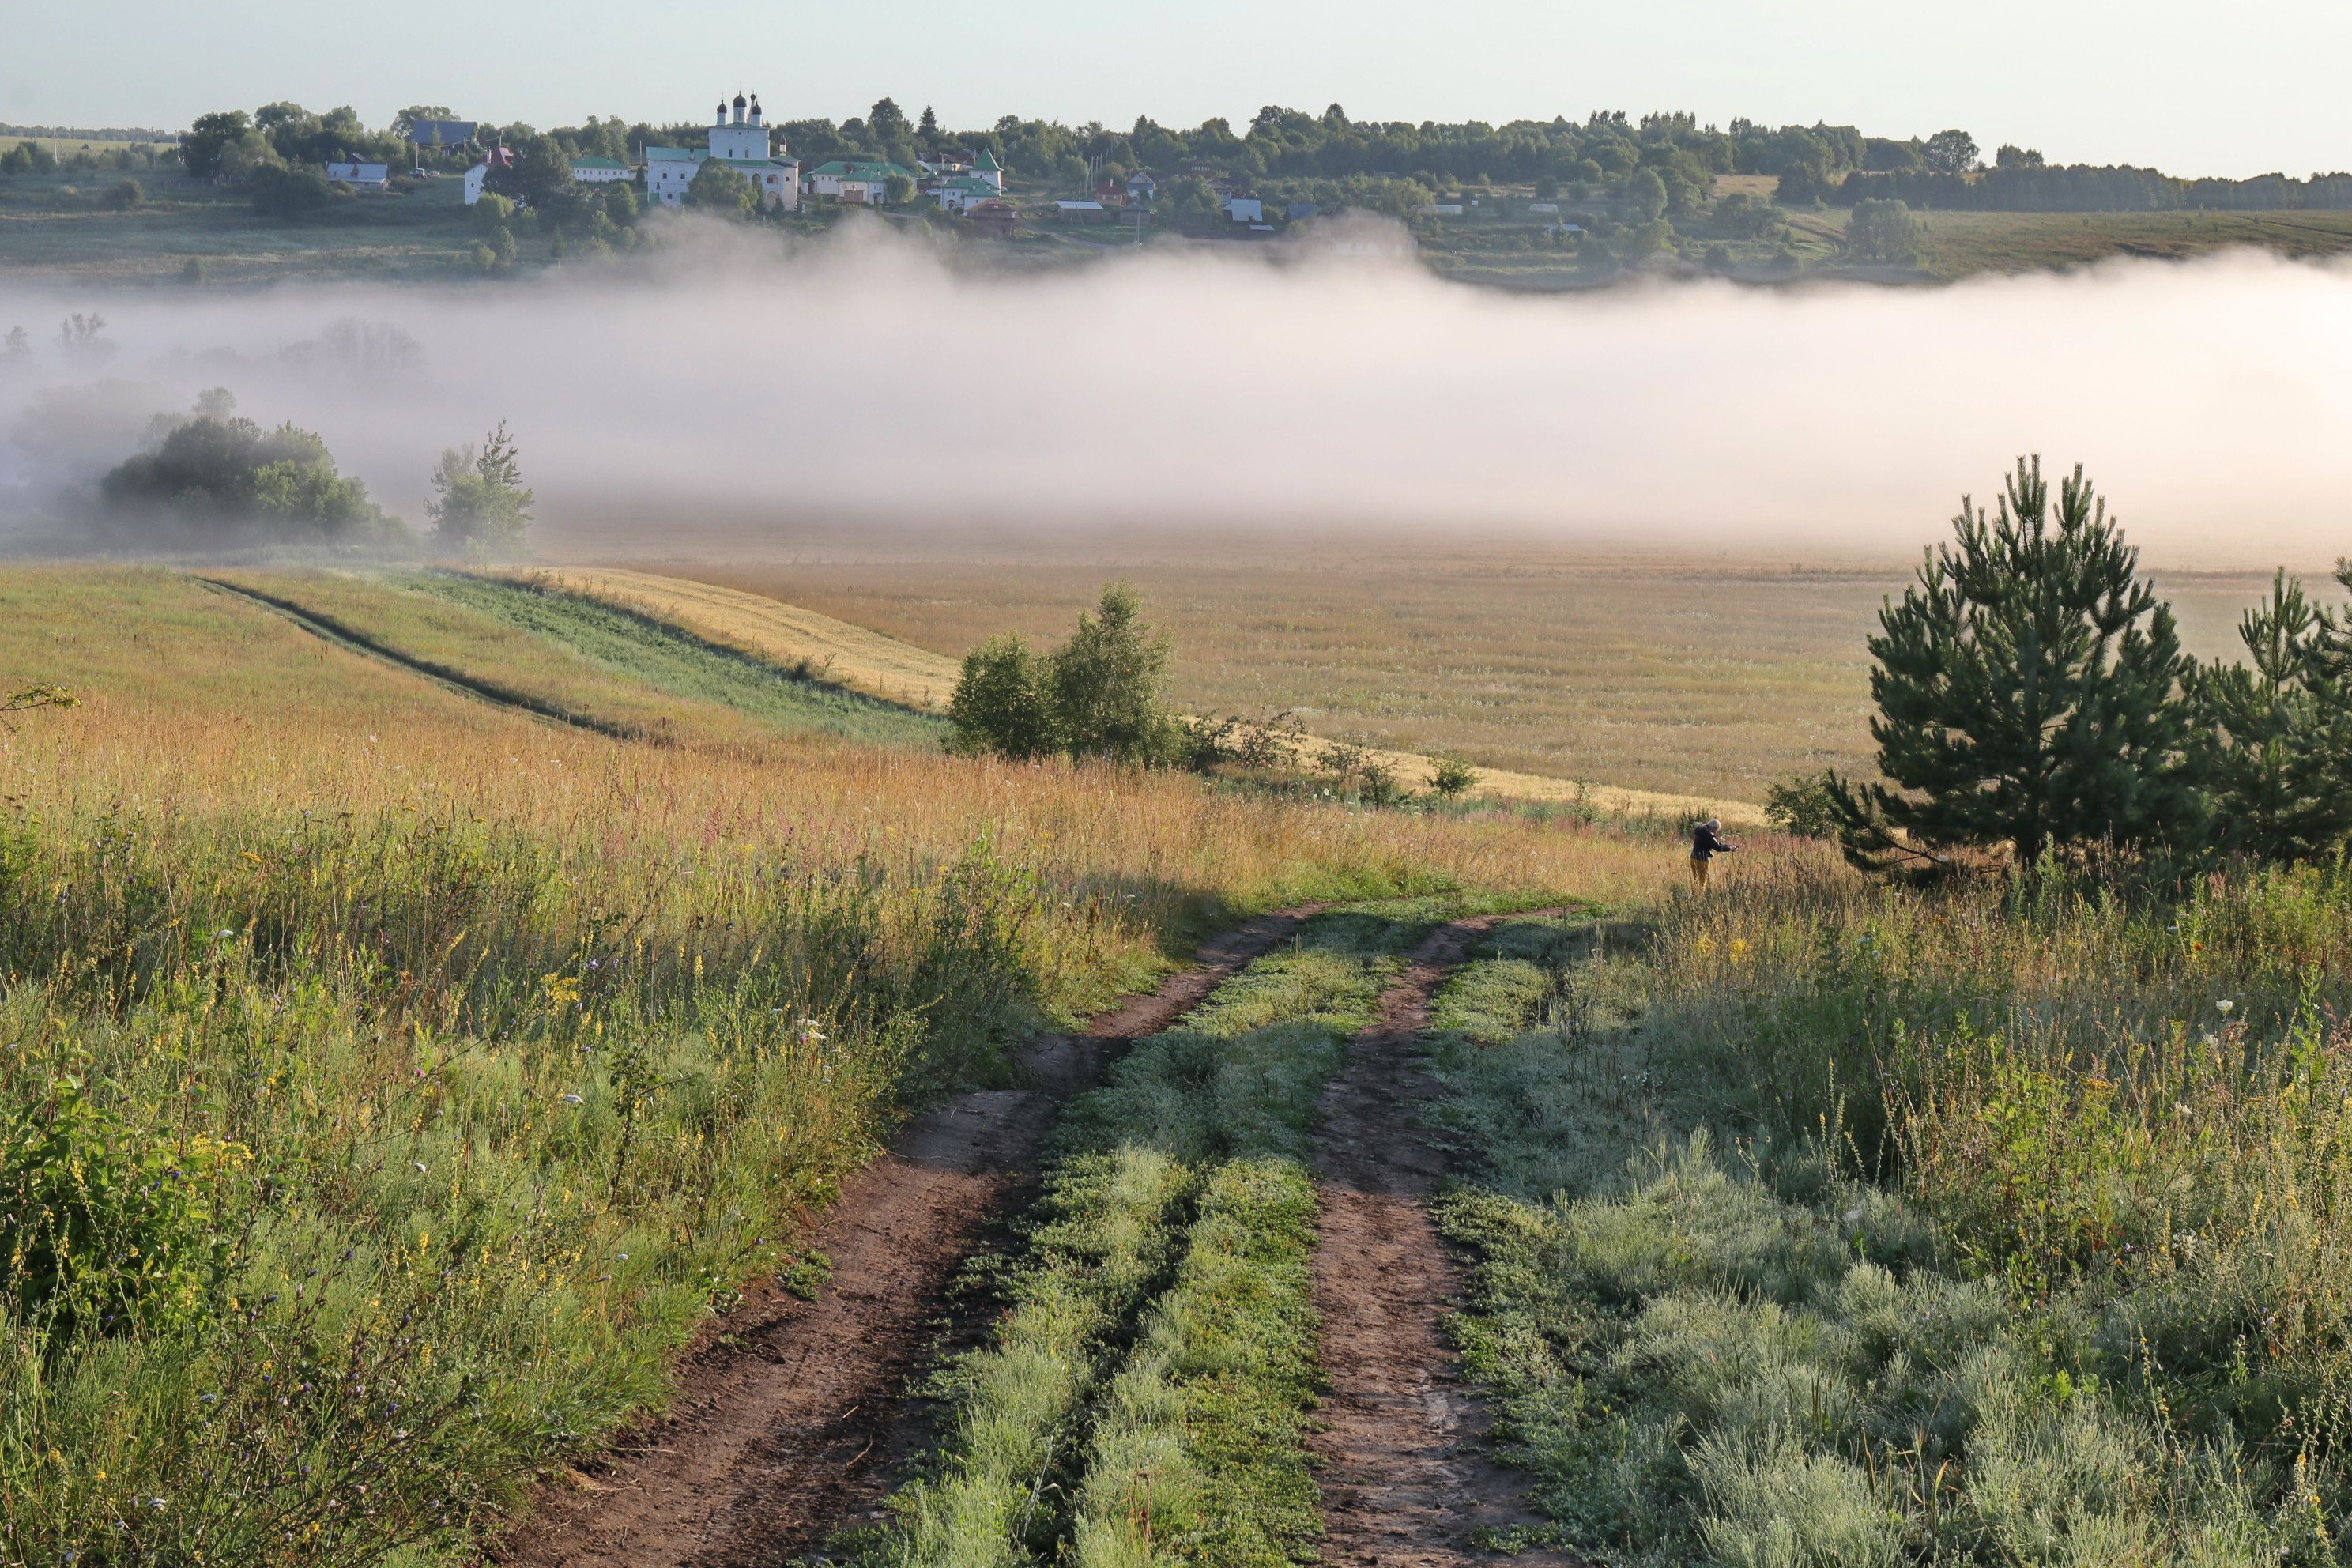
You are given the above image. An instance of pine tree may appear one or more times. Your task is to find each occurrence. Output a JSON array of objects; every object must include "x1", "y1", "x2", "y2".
[
  {"x1": 1831, "y1": 457, "x2": 2196, "y2": 871},
  {"x1": 2188, "y1": 571, "x2": 2352, "y2": 861}
]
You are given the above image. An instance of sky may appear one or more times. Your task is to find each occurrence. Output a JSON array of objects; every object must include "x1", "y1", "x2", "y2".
[{"x1": 10, "y1": 0, "x2": 2351, "y2": 179}]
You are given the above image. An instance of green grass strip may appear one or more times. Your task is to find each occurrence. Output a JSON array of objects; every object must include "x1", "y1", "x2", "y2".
[
  {"x1": 865, "y1": 922, "x2": 1400, "y2": 1568},
  {"x1": 407, "y1": 571, "x2": 945, "y2": 747},
  {"x1": 882, "y1": 1148, "x2": 1197, "y2": 1568},
  {"x1": 1069, "y1": 1154, "x2": 1323, "y2": 1568}
]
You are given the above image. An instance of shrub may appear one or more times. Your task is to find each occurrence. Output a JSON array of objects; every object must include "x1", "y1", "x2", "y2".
[
  {"x1": 428, "y1": 420, "x2": 534, "y2": 556},
  {"x1": 248, "y1": 164, "x2": 332, "y2": 218},
  {"x1": 106, "y1": 176, "x2": 145, "y2": 209},
  {"x1": 949, "y1": 584, "x2": 1182, "y2": 768},
  {"x1": 1431, "y1": 752, "x2": 1479, "y2": 797},
  {"x1": 947, "y1": 633, "x2": 1058, "y2": 759},
  {"x1": 1762, "y1": 770, "x2": 1841, "y2": 839},
  {"x1": 1, "y1": 1076, "x2": 248, "y2": 1342},
  {"x1": 99, "y1": 401, "x2": 400, "y2": 545},
  {"x1": 1047, "y1": 583, "x2": 1181, "y2": 767},
  {"x1": 1847, "y1": 197, "x2": 1922, "y2": 266}
]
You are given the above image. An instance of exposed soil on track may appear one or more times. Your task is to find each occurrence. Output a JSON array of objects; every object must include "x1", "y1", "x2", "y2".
[
  {"x1": 1311, "y1": 915, "x2": 1571, "y2": 1568},
  {"x1": 491, "y1": 907, "x2": 1320, "y2": 1568}
]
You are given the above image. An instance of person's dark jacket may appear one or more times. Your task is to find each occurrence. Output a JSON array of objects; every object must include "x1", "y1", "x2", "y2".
[{"x1": 1691, "y1": 824, "x2": 1736, "y2": 859}]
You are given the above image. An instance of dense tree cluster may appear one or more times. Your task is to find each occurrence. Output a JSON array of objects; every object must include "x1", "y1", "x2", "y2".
[
  {"x1": 948, "y1": 584, "x2": 1182, "y2": 767},
  {"x1": 96, "y1": 390, "x2": 400, "y2": 548},
  {"x1": 1822, "y1": 458, "x2": 2352, "y2": 876}
]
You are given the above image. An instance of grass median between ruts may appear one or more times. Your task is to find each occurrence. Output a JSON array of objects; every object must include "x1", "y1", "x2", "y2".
[{"x1": 865, "y1": 906, "x2": 1468, "y2": 1568}]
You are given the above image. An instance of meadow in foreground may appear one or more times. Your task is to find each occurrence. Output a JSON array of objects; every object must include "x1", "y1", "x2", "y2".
[
  {"x1": 0, "y1": 566, "x2": 1661, "y2": 1566},
  {"x1": 1432, "y1": 851, "x2": 2352, "y2": 1566}
]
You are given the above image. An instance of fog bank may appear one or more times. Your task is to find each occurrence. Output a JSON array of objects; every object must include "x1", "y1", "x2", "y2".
[{"x1": 4, "y1": 223, "x2": 2348, "y2": 565}]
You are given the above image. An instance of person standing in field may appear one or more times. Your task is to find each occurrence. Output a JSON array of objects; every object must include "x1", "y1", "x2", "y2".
[{"x1": 1689, "y1": 817, "x2": 1737, "y2": 887}]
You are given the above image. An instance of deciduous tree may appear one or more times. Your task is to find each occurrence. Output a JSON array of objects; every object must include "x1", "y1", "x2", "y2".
[{"x1": 428, "y1": 420, "x2": 534, "y2": 555}]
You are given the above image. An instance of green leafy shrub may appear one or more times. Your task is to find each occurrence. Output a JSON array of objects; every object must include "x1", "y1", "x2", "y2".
[
  {"x1": 948, "y1": 633, "x2": 1059, "y2": 760},
  {"x1": 949, "y1": 583, "x2": 1181, "y2": 767},
  {"x1": 1, "y1": 1076, "x2": 248, "y2": 1341},
  {"x1": 1431, "y1": 752, "x2": 1479, "y2": 797},
  {"x1": 1762, "y1": 769, "x2": 1841, "y2": 839}
]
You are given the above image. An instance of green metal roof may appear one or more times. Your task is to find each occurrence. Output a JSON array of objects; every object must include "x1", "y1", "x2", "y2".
[
  {"x1": 645, "y1": 145, "x2": 695, "y2": 161},
  {"x1": 569, "y1": 156, "x2": 628, "y2": 170},
  {"x1": 806, "y1": 159, "x2": 919, "y2": 179},
  {"x1": 974, "y1": 147, "x2": 1001, "y2": 171}
]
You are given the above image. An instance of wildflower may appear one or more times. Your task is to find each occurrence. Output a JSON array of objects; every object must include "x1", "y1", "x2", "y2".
[
  {"x1": 561, "y1": 1093, "x2": 584, "y2": 1105},
  {"x1": 2218, "y1": 999, "x2": 2236, "y2": 1016}
]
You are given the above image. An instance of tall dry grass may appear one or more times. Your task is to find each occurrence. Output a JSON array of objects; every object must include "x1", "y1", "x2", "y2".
[{"x1": 0, "y1": 566, "x2": 1675, "y2": 1564}]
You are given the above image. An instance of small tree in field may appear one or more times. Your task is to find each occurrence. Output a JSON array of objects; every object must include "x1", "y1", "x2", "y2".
[
  {"x1": 428, "y1": 420, "x2": 533, "y2": 556},
  {"x1": 1847, "y1": 198, "x2": 1921, "y2": 266},
  {"x1": 947, "y1": 635, "x2": 1058, "y2": 760},
  {"x1": 2187, "y1": 571, "x2": 2352, "y2": 862},
  {"x1": 1830, "y1": 456, "x2": 2197, "y2": 872},
  {"x1": 1047, "y1": 583, "x2": 1179, "y2": 766},
  {"x1": 947, "y1": 583, "x2": 1181, "y2": 767}
]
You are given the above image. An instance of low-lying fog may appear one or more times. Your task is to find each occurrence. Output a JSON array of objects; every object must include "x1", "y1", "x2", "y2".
[{"x1": 2, "y1": 218, "x2": 2347, "y2": 566}]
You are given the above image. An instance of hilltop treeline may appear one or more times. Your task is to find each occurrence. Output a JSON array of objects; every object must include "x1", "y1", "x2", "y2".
[
  {"x1": 1801, "y1": 162, "x2": 2352, "y2": 212},
  {"x1": 24, "y1": 94, "x2": 2348, "y2": 220}
]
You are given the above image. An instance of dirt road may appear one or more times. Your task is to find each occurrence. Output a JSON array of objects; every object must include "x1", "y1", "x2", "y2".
[{"x1": 492, "y1": 908, "x2": 1318, "y2": 1568}]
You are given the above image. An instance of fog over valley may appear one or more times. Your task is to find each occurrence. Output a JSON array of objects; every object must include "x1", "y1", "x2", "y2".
[{"x1": 3, "y1": 220, "x2": 2348, "y2": 565}]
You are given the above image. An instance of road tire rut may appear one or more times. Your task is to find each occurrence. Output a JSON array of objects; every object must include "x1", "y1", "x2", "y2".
[
  {"x1": 488, "y1": 907, "x2": 1318, "y2": 1568},
  {"x1": 1311, "y1": 915, "x2": 1570, "y2": 1568}
]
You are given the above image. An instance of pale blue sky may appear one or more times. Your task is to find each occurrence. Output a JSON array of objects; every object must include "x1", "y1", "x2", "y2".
[{"x1": 13, "y1": 0, "x2": 2347, "y2": 178}]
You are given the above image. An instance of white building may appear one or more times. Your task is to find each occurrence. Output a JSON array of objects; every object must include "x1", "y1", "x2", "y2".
[
  {"x1": 569, "y1": 156, "x2": 631, "y2": 183},
  {"x1": 927, "y1": 173, "x2": 998, "y2": 213},
  {"x1": 804, "y1": 159, "x2": 922, "y2": 205},
  {"x1": 324, "y1": 160, "x2": 390, "y2": 191},
  {"x1": 644, "y1": 93, "x2": 801, "y2": 210}
]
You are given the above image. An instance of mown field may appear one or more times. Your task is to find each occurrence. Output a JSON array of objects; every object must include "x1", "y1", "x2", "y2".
[
  {"x1": 0, "y1": 564, "x2": 1663, "y2": 1565},
  {"x1": 643, "y1": 544, "x2": 2278, "y2": 805}
]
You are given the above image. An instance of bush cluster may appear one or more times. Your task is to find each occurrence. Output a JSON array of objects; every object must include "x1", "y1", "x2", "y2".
[{"x1": 948, "y1": 582, "x2": 1182, "y2": 767}]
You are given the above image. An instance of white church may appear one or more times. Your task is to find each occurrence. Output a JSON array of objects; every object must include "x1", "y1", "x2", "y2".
[{"x1": 644, "y1": 93, "x2": 801, "y2": 210}]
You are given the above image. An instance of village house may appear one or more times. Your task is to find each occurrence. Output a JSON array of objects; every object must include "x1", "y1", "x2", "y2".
[
  {"x1": 927, "y1": 173, "x2": 997, "y2": 213},
  {"x1": 965, "y1": 199, "x2": 1020, "y2": 239},
  {"x1": 802, "y1": 158, "x2": 922, "y2": 205},
  {"x1": 460, "y1": 145, "x2": 509, "y2": 205},
  {"x1": 323, "y1": 160, "x2": 390, "y2": 192},
  {"x1": 643, "y1": 93, "x2": 801, "y2": 209}
]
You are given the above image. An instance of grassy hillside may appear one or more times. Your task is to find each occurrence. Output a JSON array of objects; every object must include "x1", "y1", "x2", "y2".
[
  {"x1": 640, "y1": 547, "x2": 2285, "y2": 805},
  {"x1": 0, "y1": 168, "x2": 483, "y2": 283},
  {"x1": 202, "y1": 568, "x2": 940, "y2": 749},
  {"x1": 1780, "y1": 204, "x2": 2352, "y2": 281},
  {"x1": 545, "y1": 565, "x2": 1754, "y2": 823},
  {"x1": 1428, "y1": 860, "x2": 2352, "y2": 1562},
  {"x1": 0, "y1": 564, "x2": 1673, "y2": 1565}
]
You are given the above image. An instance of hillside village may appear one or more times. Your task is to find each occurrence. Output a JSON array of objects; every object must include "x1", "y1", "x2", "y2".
[{"x1": 417, "y1": 92, "x2": 1279, "y2": 236}]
